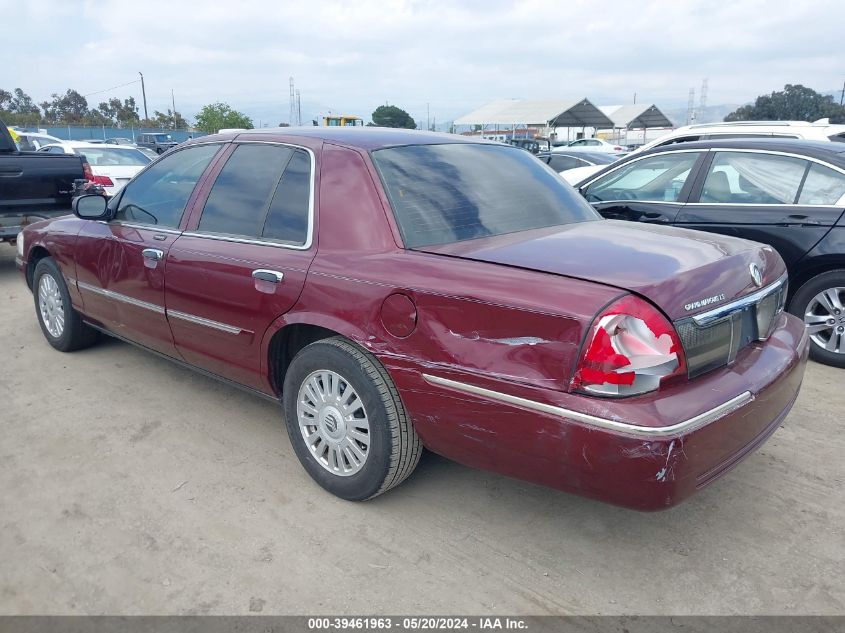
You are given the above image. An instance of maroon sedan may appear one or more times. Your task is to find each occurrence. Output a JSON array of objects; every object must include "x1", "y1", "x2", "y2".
[{"x1": 16, "y1": 128, "x2": 809, "y2": 510}]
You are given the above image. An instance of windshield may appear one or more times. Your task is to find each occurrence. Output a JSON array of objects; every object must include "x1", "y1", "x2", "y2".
[
  {"x1": 152, "y1": 134, "x2": 171, "y2": 142},
  {"x1": 372, "y1": 143, "x2": 599, "y2": 248},
  {"x1": 77, "y1": 147, "x2": 151, "y2": 166}
]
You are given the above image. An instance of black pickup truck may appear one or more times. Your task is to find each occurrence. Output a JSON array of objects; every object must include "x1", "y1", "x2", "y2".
[{"x1": 1, "y1": 120, "x2": 85, "y2": 245}]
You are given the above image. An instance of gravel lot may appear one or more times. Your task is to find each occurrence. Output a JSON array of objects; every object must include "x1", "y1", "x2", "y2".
[{"x1": 0, "y1": 246, "x2": 842, "y2": 616}]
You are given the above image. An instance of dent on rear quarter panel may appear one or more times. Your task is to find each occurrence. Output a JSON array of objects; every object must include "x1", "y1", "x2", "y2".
[{"x1": 265, "y1": 143, "x2": 624, "y2": 394}]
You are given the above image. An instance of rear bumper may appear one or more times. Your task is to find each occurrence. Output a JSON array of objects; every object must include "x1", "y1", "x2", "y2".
[{"x1": 387, "y1": 312, "x2": 809, "y2": 510}]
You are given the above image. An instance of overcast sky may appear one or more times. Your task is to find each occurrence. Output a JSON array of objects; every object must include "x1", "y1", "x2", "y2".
[{"x1": 3, "y1": 0, "x2": 843, "y2": 126}]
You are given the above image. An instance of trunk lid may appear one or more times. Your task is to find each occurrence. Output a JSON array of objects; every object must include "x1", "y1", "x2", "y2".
[{"x1": 419, "y1": 220, "x2": 784, "y2": 321}]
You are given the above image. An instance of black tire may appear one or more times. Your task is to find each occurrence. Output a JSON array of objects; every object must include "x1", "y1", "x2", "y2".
[
  {"x1": 788, "y1": 269, "x2": 845, "y2": 368},
  {"x1": 32, "y1": 257, "x2": 99, "y2": 352},
  {"x1": 282, "y1": 336, "x2": 422, "y2": 500}
]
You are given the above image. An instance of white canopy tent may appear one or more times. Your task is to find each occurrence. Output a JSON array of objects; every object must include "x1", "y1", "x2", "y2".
[{"x1": 454, "y1": 98, "x2": 614, "y2": 130}]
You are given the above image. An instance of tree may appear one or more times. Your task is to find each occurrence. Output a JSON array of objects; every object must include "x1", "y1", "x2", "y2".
[
  {"x1": 9, "y1": 88, "x2": 39, "y2": 114},
  {"x1": 725, "y1": 84, "x2": 845, "y2": 124},
  {"x1": 0, "y1": 89, "x2": 11, "y2": 111},
  {"x1": 40, "y1": 89, "x2": 89, "y2": 124},
  {"x1": 194, "y1": 102, "x2": 253, "y2": 133},
  {"x1": 371, "y1": 105, "x2": 416, "y2": 129}
]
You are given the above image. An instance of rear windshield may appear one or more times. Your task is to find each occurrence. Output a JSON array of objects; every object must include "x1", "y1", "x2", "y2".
[
  {"x1": 372, "y1": 143, "x2": 599, "y2": 248},
  {"x1": 77, "y1": 147, "x2": 150, "y2": 166}
]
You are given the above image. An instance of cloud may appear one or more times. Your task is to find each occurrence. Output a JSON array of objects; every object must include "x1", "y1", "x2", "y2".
[{"x1": 3, "y1": 0, "x2": 843, "y2": 125}]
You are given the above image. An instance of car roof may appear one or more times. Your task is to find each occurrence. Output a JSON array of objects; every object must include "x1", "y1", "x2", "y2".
[
  {"x1": 637, "y1": 138, "x2": 845, "y2": 163},
  {"x1": 195, "y1": 126, "x2": 491, "y2": 151}
]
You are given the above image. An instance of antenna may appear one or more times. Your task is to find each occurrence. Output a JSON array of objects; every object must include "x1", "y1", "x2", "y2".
[
  {"x1": 686, "y1": 88, "x2": 696, "y2": 125},
  {"x1": 289, "y1": 77, "x2": 295, "y2": 126},
  {"x1": 698, "y1": 78, "x2": 708, "y2": 121}
]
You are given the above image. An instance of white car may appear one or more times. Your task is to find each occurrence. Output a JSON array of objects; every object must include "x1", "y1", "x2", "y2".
[
  {"x1": 634, "y1": 119, "x2": 845, "y2": 154},
  {"x1": 15, "y1": 131, "x2": 62, "y2": 151},
  {"x1": 38, "y1": 141, "x2": 151, "y2": 197},
  {"x1": 553, "y1": 138, "x2": 626, "y2": 154},
  {"x1": 558, "y1": 164, "x2": 606, "y2": 185}
]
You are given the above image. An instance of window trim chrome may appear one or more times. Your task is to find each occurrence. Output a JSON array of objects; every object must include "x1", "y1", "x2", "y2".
[
  {"x1": 421, "y1": 373, "x2": 753, "y2": 438},
  {"x1": 691, "y1": 273, "x2": 788, "y2": 326},
  {"x1": 185, "y1": 141, "x2": 316, "y2": 251}
]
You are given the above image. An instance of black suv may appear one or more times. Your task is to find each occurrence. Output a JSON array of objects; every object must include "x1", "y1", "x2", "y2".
[
  {"x1": 136, "y1": 132, "x2": 178, "y2": 154},
  {"x1": 575, "y1": 138, "x2": 845, "y2": 367}
]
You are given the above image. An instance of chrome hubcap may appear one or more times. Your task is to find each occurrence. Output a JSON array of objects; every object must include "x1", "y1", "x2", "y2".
[
  {"x1": 297, "y1": 370, "x2": 370, "y2": 477},
  {"x1": 38, "y1": 274, "x2": 65, "y2": 338},
  {"x1": 804, "y1": 286, "x2": 845, "y2": 354}
]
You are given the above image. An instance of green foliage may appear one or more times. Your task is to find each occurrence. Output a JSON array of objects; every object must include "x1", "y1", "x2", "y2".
[
  {"x1": 40, "y1": 89, "x2": 89, "y2": 124},
  {"x1": 725, "y1": 84, "x2": 845, "y2": 124},
  {"x1": 371, "y1": 105, "x2": 416, "y2": 129},
  {"x1": 194, "y1": 102, "x2": 253, "y2": 133}
]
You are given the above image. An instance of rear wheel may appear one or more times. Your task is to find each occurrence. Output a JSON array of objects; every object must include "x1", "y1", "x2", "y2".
[
  {"x1": 32, "y1": 257, "x2": 99, "y2": 352},
  {"x1": 789, "y1": 270, "x2": 845, "y2": 368},
  {"x1": 282, "y1": 336, "x2": 421, "y2": 500}
]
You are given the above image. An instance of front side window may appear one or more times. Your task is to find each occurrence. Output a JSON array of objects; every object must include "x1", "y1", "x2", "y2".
[
  {"x1": 797, "y1": 163, "x2": 845, "y2": 205},
  {"x1": 114, "y1": 143, "x2": 220, "y2": 228},
  {"x1": 701, "y1": 152, "x2": 807, "y2": 204},
  {"x1": 372, "y1": 143, "x2": 599, "y2": 249},
  {"x1": 584, "y1": 152, "x2": 700, "y2": 203}
]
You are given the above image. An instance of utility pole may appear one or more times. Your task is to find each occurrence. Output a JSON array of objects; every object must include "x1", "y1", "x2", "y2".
[
  {"x1": 840, "y1": 79, "x2": 844, "y2": 106},
  {"x1": 427, "y1": 102, "x2": 430, "y2": 131},
  {"x1": 289, "y1": 77, "x2": 296, "y2": 126},
  {"x1": 138, "y1": 72, "x2": 148, "y2": 122},
  {"x1": 295, "y1": 89, "x2": 302, "y2": 126},
  {"x1": 633, "y1": 92, "x2": 637, "y2": 104},
  {"x1": 171, "y1": 89, "x2": 176, "y2": 129},
  {"x1": 686, "y1": 88, "x2": 696, "y2": 125},
  {"x1": 699, "y1": 78, "x2": 709, "y2": 121}
]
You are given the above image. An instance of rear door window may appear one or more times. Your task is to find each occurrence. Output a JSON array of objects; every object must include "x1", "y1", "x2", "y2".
[
  {"x1": 700, "y1": 152, "x2": 807, "y2": 204},
  {"x1": 797, "y1": 163, "x2": 845, "y2": 205},
  {"x1": 548, "y1": 155, "x2": 585, "y2": 171},
  {"x1": 584, "y1": 152, "x2": 700, "y2": 202},
  {"x1": 262, "y1": 149, "x2": 312, "y2": 245}
]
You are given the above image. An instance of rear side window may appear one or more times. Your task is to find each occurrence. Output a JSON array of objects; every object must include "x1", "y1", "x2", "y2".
[
  {"x1": 548, "y1": 155, "x2": 585, "y2": 171},
  {"x1": 701, "y1": 152, "x2": 807, "y2": 204},
  {"x1": 372, "y1": 143, "x2": 598, "y2": 248},
  {"x1": 199, "y1": 144, "x2": 293, "y2": 237},
  {"x1": 114, "y1": 143, "x2": 220, "y2": 228},
  {"x1": 198, "y1": 144, "x2": 312, "y2": 244},
  {"x1": 797, "y1": 163, "x2": 845, "y2": 205},
  {"x1": 584, "y1": 152, "x2": 699, "y2": 203}
]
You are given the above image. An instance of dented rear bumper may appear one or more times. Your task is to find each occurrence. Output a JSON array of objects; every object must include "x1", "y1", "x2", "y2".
[{"x1": 387, "y1": 312, "x2": 809, "y2": 511}]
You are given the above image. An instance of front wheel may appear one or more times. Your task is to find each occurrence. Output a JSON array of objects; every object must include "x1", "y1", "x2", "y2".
[
  {"x1": 789, "y1": 269, "x2": 845, "y2": 368},
  {"x1": 282, "y1": 337, "x2": 422, "y2": 500},
  {"x1": 32, "y1": 257, "x2": 99, "y2": 352}
]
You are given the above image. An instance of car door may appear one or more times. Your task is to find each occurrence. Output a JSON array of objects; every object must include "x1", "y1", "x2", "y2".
[
  {"x1": 73, "y1": 143, "x2": 223, "y2": 356},
  {"x1": 580, "y1": 150, "x2": 705, "y2": 224},
  {"x1": 164, "y1": 141, "x2": 317, "y2": 391},
  {"x1": 676, "y1": 150, "x2": 845, "y2": 270}
]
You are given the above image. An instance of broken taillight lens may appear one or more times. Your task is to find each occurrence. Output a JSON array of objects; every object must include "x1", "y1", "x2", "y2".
[{"x1": 572, "y1": 295, "x2": 687, "y2": 397}]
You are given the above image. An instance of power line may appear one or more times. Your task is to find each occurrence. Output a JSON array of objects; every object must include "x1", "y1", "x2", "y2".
[{"x1": 83, "y1": 79, "x2": 142, "y2": 98}]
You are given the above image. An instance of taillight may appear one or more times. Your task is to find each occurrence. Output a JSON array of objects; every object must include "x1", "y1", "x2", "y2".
[
  {"x1": 82, "y1": 162, "x2": 113, "y2": 187},
  {"x1": 572, "y1": 295, "x2": 687, "y2": 397},
  {"x1": 90, "y1": 175, "x2": 114, "y2": 187}
]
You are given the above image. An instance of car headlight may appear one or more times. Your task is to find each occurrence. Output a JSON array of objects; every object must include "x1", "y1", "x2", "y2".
[{"x1": 16, "y1": 231, "x2": 24, "y2": 257}]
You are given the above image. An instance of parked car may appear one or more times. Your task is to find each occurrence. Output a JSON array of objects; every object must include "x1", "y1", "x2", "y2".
[
  {"x1": 537, "y1": 150, "x2": 617, "y2": 172},
  {"x1": 105, "y1": 137, "x2": 135, "y2": 146},
  {"x1": 136, "y1": 132, "x2": 178, "y2": 154},
  {"x1": 17, "y1": 128, "x2": 808, "y2": 510},
  {"x1": 38, "y1": 142, "x2": 151, "y2": 197},
  {"x1": 14, "y1": 131, "x2": 63, "y2": 151},
  {"x1": 635, "y1": 120, "x2": 845, "y2": 154},
  {"x1": 506, "y1": 139, "x2": 542, "y2": 154},
  {"x1": 555, "y1": 137, "x2": 626, "y2": 154},
  {"x1": 0, "y1": 119, "x2": 85, "y2": 246},
  {"x1": 575, "y1": 138, "x2": 845, "y2": 367}
]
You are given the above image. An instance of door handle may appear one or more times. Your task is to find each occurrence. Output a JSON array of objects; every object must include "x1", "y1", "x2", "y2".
[
  {"x1": 142, "y1": 248, "x2": 164, "y2": 261},
  {"x1": 779, "y1": 214, "x2": 820, "y2": 226},
  {"x1": 252, "y1": 269, "x2": 284, "y2": 283},
  {"x1": 639, "y1": 213, "x2": 669, "y2": 223}
]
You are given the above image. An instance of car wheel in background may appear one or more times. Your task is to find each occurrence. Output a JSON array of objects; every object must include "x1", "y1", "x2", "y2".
[
  {"x1": 32, "y1": 257, "x2": 99, "y2": 352},
  {"x1": 789, "y1": 269, "x2": 845, "y2": 368},
  {"x1": 282, "y1": 336, "x2": 422, "y2": 500}
]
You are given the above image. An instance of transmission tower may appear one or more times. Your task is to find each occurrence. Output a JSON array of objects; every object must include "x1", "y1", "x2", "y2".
[
  {"x1": 686, "y1": 88, "x2": 696, "y2": 125},
  {"x1": 698, "y1": 78, "x2": 708, "y2": 121},
  {"x1": 289, "y1": 77, "x2": 296, "y2": 126},
  {"x1": 295, "y1": 89, "x2": 301, "y2": 126}
]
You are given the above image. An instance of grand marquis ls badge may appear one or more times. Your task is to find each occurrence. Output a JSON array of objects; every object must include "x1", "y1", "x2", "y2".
[{"x1": 750, "y1": 263, "x2": 763, "y2": 288}]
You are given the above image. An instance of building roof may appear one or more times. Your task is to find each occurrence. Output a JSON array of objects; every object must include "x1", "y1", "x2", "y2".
[
  {"x1": 454, "y1": 99, "x2": 614, "y2": 128},
  {"x1": 600, "y1": 104, "x2": 673, "y2": 129}
]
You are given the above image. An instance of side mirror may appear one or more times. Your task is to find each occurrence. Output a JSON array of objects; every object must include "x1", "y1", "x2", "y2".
[{"x1": 73, "y1": 194, "x2": 110, "y2": 220}]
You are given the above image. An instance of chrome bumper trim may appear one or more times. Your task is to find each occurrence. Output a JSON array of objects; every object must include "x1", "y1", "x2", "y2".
[{"x1": 422, "y1": 373, "x2": 753, "y2": 438}]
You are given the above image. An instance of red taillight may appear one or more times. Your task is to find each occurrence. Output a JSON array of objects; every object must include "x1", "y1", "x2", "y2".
[
  {"x1": 613, "y1": 146, "x2": 623, "y2": 151},
  {"x1": 90, "y1": 175, "x2": 114, "y2": 187},
  {"x1": 572, "y1": 295, "x2": 687, "y2": 397},
  {"x1": 82, "y1": 162, "x2": 113, "y2": 187}
]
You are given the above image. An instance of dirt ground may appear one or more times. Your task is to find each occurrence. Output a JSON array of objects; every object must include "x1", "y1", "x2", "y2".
[{"x1": 0, "y1": 246, "x2": 842, "y2": 616}]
